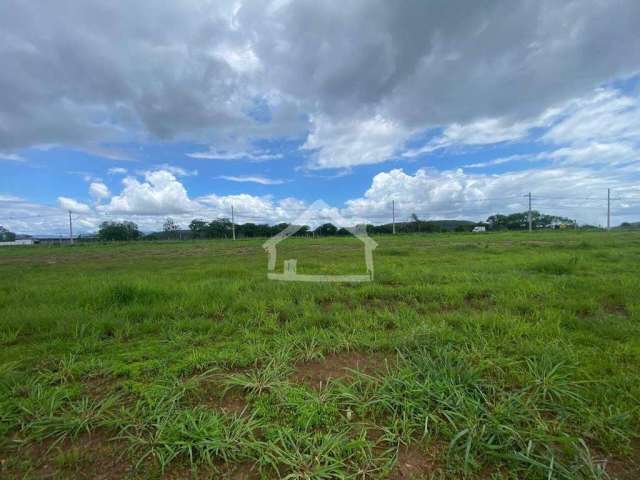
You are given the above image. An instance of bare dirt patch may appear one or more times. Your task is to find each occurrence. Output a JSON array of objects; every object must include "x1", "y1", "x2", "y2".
[
  {"x1": 187, "y1": 378, "x2": 249, "y2": 414},
  {"x1": 388, "y1": 444, "x2": 441, "y2": 479},
  {"x1": 220, "y1": 461, "x2": 261, "y2": 479},
  {"x1": 162, "y1": 461, "x2": 260, "y2": 480},
  {"x1": 203, "y1": 389, "x2": 248, "y2": 414},
  {"x1": 83, "y1": 374, "x2": 119, "y2": 399},
  {"x1": 596, "y1": 439, "x2": 640, "y2": 480},
  {"x1": 291, "y1": 351, "x2": 394, "y2": 389},
  {"x1": 1, "y1": 430, "x2": 130, "y2": 480}
]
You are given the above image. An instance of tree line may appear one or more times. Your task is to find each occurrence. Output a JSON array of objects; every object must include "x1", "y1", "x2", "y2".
[
  {"x1": 95, "y1": 210, "x2": 579, "y2": 241},
  {"x1": 0, "y1": 209, "x2": 586, "y2": 244},
  {"x1": 486, "y1": 211, "x2": 575, "y2": 230}
]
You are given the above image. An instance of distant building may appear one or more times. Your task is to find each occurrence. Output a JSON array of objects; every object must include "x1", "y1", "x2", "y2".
[
  {"x1": 548, "y1": 219, "x2": 574, "y2": 229},
  {"x1": 0, "y1": 239, "x2": 35, "y2": 247},
  {"x1": 472, "y1": 226, "x2": 486, "y2": 233}
]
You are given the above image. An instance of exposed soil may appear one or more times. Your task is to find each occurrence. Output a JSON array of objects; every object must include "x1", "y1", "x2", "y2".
[
  {"x1": 599, "y1": 440, "x2": 640, "y2": 480},
  {"x1": 388, "y1": 444, "x2": 441, "y2": 479},
  {"x1": 186, "y1": 379, "x2": 249, "y2": 414},
  {"x1": 202, "y1": 389, "x2": 248, "y2": 414},
  {"x1": 1, "y1": 430, "x2": 131, "y2": 480},
  {"x1": 291, "y1": 351, "x2": 394, "y2": 389},
  {"x1": 162, "y1": 461, "x2": 260, "y2": 480},
  {"x1": 83, "y1": 373, "x2": 119, "y2": 399},
  {"x1": 1, "y1": 429, "x2": 266, "y2": 480},
  {"x1": 220, "y1": 461, "x2": 261, "y2": 479}
]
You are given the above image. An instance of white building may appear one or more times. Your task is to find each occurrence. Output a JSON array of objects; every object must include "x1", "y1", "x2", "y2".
[{"x1": 0, "y1": 239, "x2": 35, "y2": 247}]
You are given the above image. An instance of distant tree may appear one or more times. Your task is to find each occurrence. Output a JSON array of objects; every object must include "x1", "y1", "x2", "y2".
[
  {"x1": 0, "y1": 226, "x2": 16, "y2": 242},
  {"x1": 486, "y1": 211, "x2": 575, "y2": 231},
  {"x1": 411, "y1": 213, "x2": 421, "y2": 233},
  {"x1": 238, "y1": 222, "x2": 279, "y2": 238},
  {"x1": 422, "y1": 221, "x2": 442, "y2": 233},
  {"x1": 370, "y1": 223, "x2": 393, "y2": 234},
  {"x1": 163, "y1": 218, "x2": 179, "y2": 232},
  {"x1": 189, "y1": 219, "x2": 208, "y2": 238},
  {"x1": 238, "y1": 222, "x2": 259, "y2": 238},
  {"x1": 98, "y1": 221, "x2": 141, "y2": 241},
  {"x1": 207, "y1": 218, "x2": 233, "y2": 238},
  {"x1": 315, "y1": 223, "x2": 337, "y2": 236},
  {"x1": 274, "y1": 223, "x2": 289, "y2": 234},
  {"x1": 294, "y1": 225, "x2": 310, "y2": 237},
  {"x1": 578, "y1": 224, "x2": 600, "y2": 230}
]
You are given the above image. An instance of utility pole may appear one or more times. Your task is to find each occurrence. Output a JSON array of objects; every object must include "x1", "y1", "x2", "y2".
[
  {"x1": 231, "y1": 204, "x2": 236, "y2": 240},
  {"x1": 607, "y1": 188, "x2": 611, "y2": 231},
  {"x1": 68, "y1": 211, "x2": 74, "y2": 245},
  {"x1": 528, "y1": 192, "x2": 532, "y2": 233},
  {"x1": 392, "y1": 200, "x2": 396, "y2": 235}
]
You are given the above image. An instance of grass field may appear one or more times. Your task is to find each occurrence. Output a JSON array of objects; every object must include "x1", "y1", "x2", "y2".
[{"x1": 0, "y1": 231, "x2": 639, "y2": 479}]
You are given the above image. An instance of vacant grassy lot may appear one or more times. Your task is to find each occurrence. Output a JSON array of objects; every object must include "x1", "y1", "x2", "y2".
[{"x1": 0, "y1": 231, "x2": 639, "y2": 479}]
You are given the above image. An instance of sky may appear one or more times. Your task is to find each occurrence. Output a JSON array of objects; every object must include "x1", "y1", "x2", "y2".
[{"x1": 1, "y1": 0, "x2": 640, "y2": 234}]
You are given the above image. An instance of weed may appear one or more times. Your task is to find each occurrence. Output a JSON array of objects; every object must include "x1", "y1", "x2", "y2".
[
  {"x1": 222, "y1": 358, "x2": 293, "y2": 396},
  {"x1": 0, "y1": 326, "x2": 21, "y2": 346}
]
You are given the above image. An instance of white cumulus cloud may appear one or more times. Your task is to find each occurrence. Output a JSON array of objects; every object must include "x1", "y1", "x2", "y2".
[
  {"x1": 58, "y1": 196, "x2": 92, "y2": 213},
  {"x1": 303, "y1": 115, "x2": 409, "y2": 170},
  {"x1": 89, "y1": 182, "x2": 110, "y2": 201},
  {"x1": 343, "y1": 167, "x2": 640, "y2": 226},
  {"x1": 100, "y1": 170, "x2": 198, "y2": 215}
]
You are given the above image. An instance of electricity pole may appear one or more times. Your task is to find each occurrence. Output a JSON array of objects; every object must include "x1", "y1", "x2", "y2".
[
  {"x1": 528, "y1": 192, "x2": 532, "y2": 233},
  {"x1": 68, "y1": 211, "x2": 74, "y2": 244},
  {"x1": 392, "y1": 200, "x2": 396, "y2": 235},
  {"x1": 231, "y1": 204, "x2": 236, "y2": 240},
  {"x1": 607, "y1": 188, "x2": 611, "y2": 231}
]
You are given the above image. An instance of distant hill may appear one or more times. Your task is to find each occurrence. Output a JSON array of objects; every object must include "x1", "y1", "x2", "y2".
[{"x1": 616, "y1": 222, "x2": 640, "y2": 230}]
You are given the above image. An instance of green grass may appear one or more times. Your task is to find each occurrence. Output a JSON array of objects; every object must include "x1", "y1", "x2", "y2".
[{"x1": 0, "y1": 231, "x2": 639, "y2": 479}]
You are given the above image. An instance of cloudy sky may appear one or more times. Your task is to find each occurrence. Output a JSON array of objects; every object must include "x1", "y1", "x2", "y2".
[{"x1": 1, "y1": 0, "x2": 640, "y2": 234}]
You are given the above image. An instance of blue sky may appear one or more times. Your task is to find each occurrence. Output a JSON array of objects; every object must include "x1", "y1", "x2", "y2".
[{"x1": 1, "y1": 1, "x2": 640, "y2": 233}]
